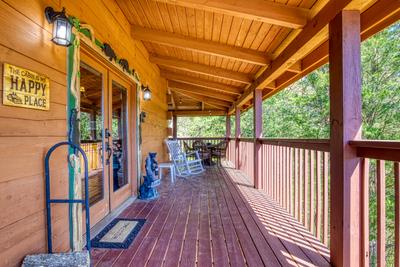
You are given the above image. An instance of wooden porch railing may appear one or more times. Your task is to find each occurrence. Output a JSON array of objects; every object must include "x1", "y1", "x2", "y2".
[
  {"x1": 349, "y1": 140, "x2": 400, "y2": 266},
  {"x1": 171, "y1": 137, "x2": 400, "y2": 265},
  {"x1": 174, "y1": 137, "x2": 226, "y2": 149},
  {"x1": 227, "y1": 138, "x2": 331, "y2": 245},
  {"x1": 226, "y1": 137, "x2": 400, "y2": 266},
  {"x1": 81, "y1": 141, "x2": 102, "y2": 173}
]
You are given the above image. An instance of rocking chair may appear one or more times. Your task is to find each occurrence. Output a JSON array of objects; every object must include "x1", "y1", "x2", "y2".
[{"x1": 165, "y1": 139, "x2": 205, "y2": 177}]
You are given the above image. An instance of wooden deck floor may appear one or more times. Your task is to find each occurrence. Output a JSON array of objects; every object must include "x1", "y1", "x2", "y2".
[{"x1": 91, "y1": 165, "x2": 330, "y2": 266}]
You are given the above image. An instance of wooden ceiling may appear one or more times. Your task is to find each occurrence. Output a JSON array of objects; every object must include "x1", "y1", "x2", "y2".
[{"x1": 116, "y1": 0, "x2": 400, "y2": 116}]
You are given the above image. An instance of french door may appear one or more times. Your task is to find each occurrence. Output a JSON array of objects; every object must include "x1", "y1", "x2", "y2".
[{"x1": 80, "y1": 51, "x2": 135, "y2": 226}]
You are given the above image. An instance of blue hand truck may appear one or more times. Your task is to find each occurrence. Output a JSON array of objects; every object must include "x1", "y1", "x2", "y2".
[{"x1": 44, "y1": 141, "x2": 91, "y2": 253}]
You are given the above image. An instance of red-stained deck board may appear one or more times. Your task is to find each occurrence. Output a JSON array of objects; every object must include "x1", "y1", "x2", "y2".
[
  {"x1": 214, "y1": 179, "x2": 247, "y2": 266},
  {"x1": 208, "y1": 169, "x2": 230, "y2": 266},
  {"x1": 218, "y1": 170, "x2": 266, "y2": 266},
  {"x1": 91, "y1": 166, "x2": 330, "y2": 267},
  {"x1": 147, "y1": 184, "x2": 195, "y2": 266},
  {"x1": 180, "y1": 189, "x2": 201, "y2": 267},
  {"x1": 196, "y1": 187, "x2": 213, "y2": 267},
  {"x1": 95, "y1": 196, "x2": 153, "y2": 266},
  {"x1": 220, "y1": 167, "x2": 288, "y2": 266},
  {"x1": 225, "y1": 163, "x2": 330, "y2": 266},
  {"x1": 111, "y1": 186, "x2": 175, "y2": 266},
  {"x1": 128, "y1": 191, "x2": 179, "y2": 266},
  {"x1": 163, "y1": 189, "x2": 193, "y2": 267}
]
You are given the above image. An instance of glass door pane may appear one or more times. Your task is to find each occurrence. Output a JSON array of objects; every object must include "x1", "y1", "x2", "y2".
[
  {"x1": 80, "y1": 63, "x2": 104, "y2": 206},
  {"x1": 111, "y1": 81, "x2": 128, "y2": 191}
]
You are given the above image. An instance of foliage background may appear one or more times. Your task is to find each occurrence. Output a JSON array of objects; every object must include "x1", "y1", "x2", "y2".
[{"x1": 178, "y1": 23, "x2": 399, "y2": 141}]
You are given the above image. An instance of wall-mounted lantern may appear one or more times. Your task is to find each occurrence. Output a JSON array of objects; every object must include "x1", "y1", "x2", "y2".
[
  {"x1": 45, "y1": 7, "x2": 72, "y2": 47},
  {"x1": 141, "y1": 85, "x2": 152, "y2": 101}
]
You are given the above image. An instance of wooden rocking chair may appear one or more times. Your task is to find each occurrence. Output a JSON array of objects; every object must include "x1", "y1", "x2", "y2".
[{"x1": 165, "y1": 139, "x2": 205, "y2": 177}]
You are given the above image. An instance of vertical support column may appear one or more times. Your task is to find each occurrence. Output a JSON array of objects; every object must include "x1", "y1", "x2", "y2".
[
  {"x1": 253, "y1": 89, "x2": 263, "y2": 189},
  {"x1": 226, "y1": 115, "x2": 231, "y2": 138},
  {"x1": 172, "y1": 115, "x2": 177, "y2": 139},
  {"x1": 329, "y1": 10, "x2": 361, "y2": 266},
  {"x1": 235, "y1": 107, "x2": 241, "y2": 170}
]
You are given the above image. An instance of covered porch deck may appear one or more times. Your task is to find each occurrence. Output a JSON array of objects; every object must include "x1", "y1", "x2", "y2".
[{"x1": 91, "y1": 164, "x2": 329, "y2": 266}]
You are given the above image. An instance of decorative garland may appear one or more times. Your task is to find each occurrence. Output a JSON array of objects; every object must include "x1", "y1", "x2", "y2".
[{"x1": 69, "y1": 16, "x2": 141, "y2": 83}]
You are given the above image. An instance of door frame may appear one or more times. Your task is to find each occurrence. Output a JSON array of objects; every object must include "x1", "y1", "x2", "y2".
[
  {"x1": 80, "y1": 51, "x2": 110, "y2": 226},
  {"x1": 108, "y1": 71, "x2": 135, "y2": 210},
  {"x1": 80, "y1": 44, "x2": 138, "y2": 226}
]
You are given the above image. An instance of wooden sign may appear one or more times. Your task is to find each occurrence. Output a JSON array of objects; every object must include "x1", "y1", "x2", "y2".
[{"x1": 3, "y1": 63, "x2": 50, "y2": 110}]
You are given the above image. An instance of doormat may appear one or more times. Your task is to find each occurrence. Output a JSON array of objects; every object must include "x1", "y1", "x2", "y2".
[{"x1": 91, "y1": 218, "x2": 146, "y2": 249}]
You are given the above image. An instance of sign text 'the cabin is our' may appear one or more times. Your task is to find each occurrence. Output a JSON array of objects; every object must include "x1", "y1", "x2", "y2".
[{"x1": 3, "y1": 63, "x2": 50, "y2": 110}]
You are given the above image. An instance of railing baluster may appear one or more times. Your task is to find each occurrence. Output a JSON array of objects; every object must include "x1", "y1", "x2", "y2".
[
  {"x1": 310, "y1": 150, "x2": 315, "y2": 235},
  {"x1": 293, "y1": 148, "x2": 299, "y2": 220},
  {"x1": 279, "y1": 146, "x2": 283, "y2": 206},
  {"x1": 316, "y1": 151, "x2": 322, "y2": 240},
  {"x1": 267, "y1": 145, "x2": 270, "y2": 196},
  {"x1": 274, "y1": 145, "x2": 277, "y2": 201},
  {"x1": 377, "y1": 160, "x2": 386, "y2": 267},
  {"x1": 271, "y1": 145, "x2": 275, "y2": 199},
  {"x1": 266, "y1": 145, "x2": 269, "y2": 192},
  {"x1": 299, "y1": 149, "x2": 303, "y2": 224},
  {"x1": 361, "y1": 158, "x2": 370, "y2": 267},
  {"x1": 304, "y1": 149, "x2": 309, "y2": 228},
  {"x1": 395, "y1": 162, "x2": 400, "y2": 267},
  {"x1": 285, "y1": 147, "x2": 289, "y2": 211},
  {"x1": 289, "y1": 147, "x2": 293, "y2": 214},
  {"x1": 323, "y1": 151, "x2": 329, "y2": 246},
  {"x1": 276, "y1": 146, "x2": 279, "y2": 202},
  {"x1": 279, "y1": 146, "x2": 282, "y2": 205}
]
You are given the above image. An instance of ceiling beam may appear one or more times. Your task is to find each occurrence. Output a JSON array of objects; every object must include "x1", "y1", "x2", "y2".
[
  {"x1": 173, "y1": 89, "x2": 231, "y2": 109},
  {"x1": 287, "y1": 60, "x2": 303, "y2": 73},
  {"x1": 160, "y1": 70, "x2": 243, "y2": 95},
  {"x1": 150, "y1": 55, "x2": 252, "y2": 84},
  {"x1": 167, "y1": 88, "x2": 176, "y2": 110},
  {"x1": 151, "y1": 0, "x2": 309, "y2": 29},
  {"x1": 173, "y1": 110, "x2": 227, "y2": 117},
  {"x1": 132, "y1": 26, "x2": 270, "y2": 66},
  {"x1": 174, "y1": 105, "x2": 202, "y2": 110},
  {"x1": 230, "y1": 0, "x2": 358, "y2": 112},
  {"x1": 168, "y1": 81, "x2": 236, "y2": 102}
]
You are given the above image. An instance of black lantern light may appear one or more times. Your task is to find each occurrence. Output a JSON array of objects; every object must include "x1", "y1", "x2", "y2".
[
  {"x1": 142, "y1": 85, "x2": 152, "y2": 101},
  {"x1": 45, "y1": 7, "x2": 72, "y2": 47}
]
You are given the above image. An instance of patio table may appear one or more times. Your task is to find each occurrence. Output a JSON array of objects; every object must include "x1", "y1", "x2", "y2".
[{"x1": 205, "y1": 143, "x2": 217, "y2": 166}]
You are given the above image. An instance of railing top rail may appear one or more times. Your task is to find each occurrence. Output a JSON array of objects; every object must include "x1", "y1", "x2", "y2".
[
  {"x1": 349, "y1": 140, "x2": 400, "y2": 162},
  {"x1": 349, "y1": 140, "x2": 400, "y2": 150},
  {"x1": 172, "y1": 137, "x2": 227, "y2": 140},
  {"x1": 237, "y1": 137, "x2": 254, "y2": 142},
  {"x1": 259, "y1": 138, "x2": 330, "y2": 152},
  {"x1": 81, "y1": 140, "x2": 102, "y2": 144}
]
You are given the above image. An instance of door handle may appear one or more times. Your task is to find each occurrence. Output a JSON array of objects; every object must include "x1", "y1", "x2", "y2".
[
  {"x1": 105, "y1": 128, "x2": 111, "y2": 138},
  {"x1": 106, "y1": 143, "x2": 113, "y2": 165}
]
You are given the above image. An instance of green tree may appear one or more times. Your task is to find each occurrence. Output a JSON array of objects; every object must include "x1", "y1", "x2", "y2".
[{"x1": 177, "y1": 116, "x2": 226, "y2": 137}]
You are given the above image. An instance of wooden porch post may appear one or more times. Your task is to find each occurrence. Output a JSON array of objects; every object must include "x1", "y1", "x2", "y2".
[
  {"x1": 253, "y1": 89, "x2": 262, "y2": 189},
  {"x1": 172, "y1": 115, "x2": 177, "y2": 139},
  {"x1": 226, "y1": 115, "x2": 231, "y2": 138},
  {"x1": 329, "y1": 10, "x2": 362, "y2": 266},
  {"x1": 235, "y1": 107, "x2": 241, "y2": 169}
]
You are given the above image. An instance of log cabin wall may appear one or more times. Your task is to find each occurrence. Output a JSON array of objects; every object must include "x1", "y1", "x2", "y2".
[{"x1": 0, "y1": 0, "x2": 168, "y2": 266}]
